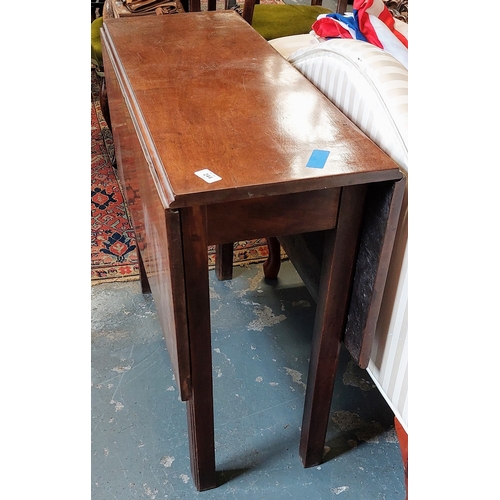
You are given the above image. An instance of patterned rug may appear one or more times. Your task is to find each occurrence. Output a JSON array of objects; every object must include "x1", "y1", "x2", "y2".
[
  {"x1": 91, "y1": 71, "x2": 280, "y2": 284},
  {"x1": 91, "y1": 72, "x2": 139, "y2": 284}
]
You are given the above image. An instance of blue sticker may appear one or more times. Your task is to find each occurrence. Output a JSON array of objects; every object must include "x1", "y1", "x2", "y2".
[{"x1": 306, "y1": 150, "x2": 330, "y2": 169}]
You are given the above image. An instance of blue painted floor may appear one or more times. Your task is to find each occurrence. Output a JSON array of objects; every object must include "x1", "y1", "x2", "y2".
[{"x1": 91, "y1": 261, "x2": 406, "y2": 499}]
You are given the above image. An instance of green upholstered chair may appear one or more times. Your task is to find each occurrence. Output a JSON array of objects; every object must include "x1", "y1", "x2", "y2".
[
  {"x1": 243, "y1": 0, "x2": 349, "y2": 41},
  {"x1": 249, "y1": 4, "x2": 332, "y2": 40},
  {"x1": 91, "y1": 15, "x2": 112, "y2": 133},
  {"x1": 91, "y1": 16, "x2": 104, "y2": 74},
  {"x1": 92, "y1": 1, "x2": 106, "y2": 21}
]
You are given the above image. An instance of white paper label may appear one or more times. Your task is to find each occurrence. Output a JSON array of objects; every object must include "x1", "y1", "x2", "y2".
[{"x1": 194, "y1": 169, "x2": 222, "y2": 184}]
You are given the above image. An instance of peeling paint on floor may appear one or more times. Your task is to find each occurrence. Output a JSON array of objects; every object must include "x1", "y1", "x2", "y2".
[
  {"x1": 143, "y1": 484, "x2": 158, "y2": 499},
  {"x1": 248, "y1": 269, "x2": 265, "y2": 292},
  {"x1": 92, "y1": 263, "x2": 406, "y2": 499},
  {"x1": 331, "y1": 410, "x2": 384, "y2": 443},
  {"x1": 342, "y1": 360, "x2": 376, "y2": 391},
  {"x1": 160, "y1": 456, "x2": 175, "y2": 468},
  {"x1": 246, "y1": 303, "x2": 287, "y2": 331},
  {"x1": 284, "y1": 367, "x2": 307, "y2": 391},
  {"x1": 110, "y1": 399, "x2": 124, "y2": 412},
  {"x1": 332, "y1": 486, "x2": 350, "y2": 495},
  {"x1": 111, "y1": 364, "x2": 132, "y2": 373}
]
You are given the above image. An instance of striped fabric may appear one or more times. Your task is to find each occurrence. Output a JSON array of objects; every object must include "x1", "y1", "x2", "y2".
[
  {"x1": 368, "y1": 196, "x2": 408, "y2": 431},
  {"x1": 284, "y1": 38, "x2": 408, "y2": 432},
  {"x1": 288, "y1": 39, "x2": 408, "y2": 171}
]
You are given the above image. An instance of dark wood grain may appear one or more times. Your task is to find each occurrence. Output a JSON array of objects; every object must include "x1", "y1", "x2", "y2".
[
  {"x1": 180, "y1": 206, "x2": 217, "y2": 491},
  {"x1": 101, "y1": 11, "x2": 403, "y2": 490},
  {"x1": 101, "y1": 13, "x2": 402, "y2": 210},
  {"x1": 102, "y1": 36, "x2": 192, "y2": 401},
  {"x1": 263, "y1": 237, "x2": 281, "y2": 280},
  {"x1": 299, "y1": 185, "x2": 367, "y2": 467},
  {"x1": 206, "y1": 189, "x2": 341, "y2": 245},
  {"x1": 242, "y1": 0, "x2": 256, "y2": 24},
  {"x1": 215, "y1": 243, "x2": 234, "y2": 281}
]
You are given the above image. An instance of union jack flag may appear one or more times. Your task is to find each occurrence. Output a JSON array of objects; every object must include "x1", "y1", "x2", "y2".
[{"x1": 312, "y1": 0, "x2": 408, "y2": 67}]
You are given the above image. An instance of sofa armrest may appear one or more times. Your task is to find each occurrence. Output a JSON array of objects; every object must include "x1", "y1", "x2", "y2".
[{"x1": 288, "y1": 38, "x2": 407, "y2": 173}]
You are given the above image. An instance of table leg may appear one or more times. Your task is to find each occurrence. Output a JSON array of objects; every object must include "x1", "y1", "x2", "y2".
[
  {"x1": 215, "y1": 243, "x2": 233, "y2": 281},
  {"x1": 136, "y1": 246, "x2": 151, "y2": 295},
  {"x1": 299, "y1": 185, "x2": 367, "y2": 467},
  {"x1": 180, "y1": 206, "x2": 217, "y2": 491}
]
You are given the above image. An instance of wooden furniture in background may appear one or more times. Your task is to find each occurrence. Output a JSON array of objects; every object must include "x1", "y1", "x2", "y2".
[
  {"x1": 103, "y1": 0, "x2": 185, "y2": 19},
  {"x1": 91, "y1": 1, "x2": 106, "y2": 20}
]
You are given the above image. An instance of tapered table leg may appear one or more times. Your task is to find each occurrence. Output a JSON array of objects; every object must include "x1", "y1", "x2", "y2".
[
  {"x1": 180, "y1": 206, "x2": 217, "y2": 491},
  {"x1": 299, "y1": 185, "x2": 367, "y2": 467}
]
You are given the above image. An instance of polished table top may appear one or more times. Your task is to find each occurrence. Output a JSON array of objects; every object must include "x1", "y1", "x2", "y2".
[{"x1": 102, "y1": 11, "x2": 401, "y2": 210}]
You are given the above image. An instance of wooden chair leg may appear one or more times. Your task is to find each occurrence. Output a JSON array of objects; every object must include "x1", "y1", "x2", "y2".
[
  {"x1": 99, "y1": 76, "x2": 112, "y2": 133},
  {"x1": 215, "y1": 243, "x2": 233, "y2": 281},
  {"x1": 216, "y1": 237, "x2": 281, "y2": 282},
  {"x1": 263, "y1": 236, "x2": 281, "y2": 279},
  {"x1": 336, "y1": 0, "x2": 349, "y2": 13}
]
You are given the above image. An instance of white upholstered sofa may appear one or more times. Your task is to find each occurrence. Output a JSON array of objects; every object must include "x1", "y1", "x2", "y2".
[{"x1": 266, "y1": 19, "x2": 408, "y2": 434}]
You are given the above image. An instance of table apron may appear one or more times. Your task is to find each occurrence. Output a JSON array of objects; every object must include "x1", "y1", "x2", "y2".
[{"x1": 206, "y1": 188, "x2": 342, "y2": 245}]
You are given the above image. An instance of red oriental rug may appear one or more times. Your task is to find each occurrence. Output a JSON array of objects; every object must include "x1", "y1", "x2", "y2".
[
  {"x1": 91, "y1": 72, "x2": 139, "y2": 283},
  {"x1": 91, "y1": 71, "x2": 282, "y2": 284}
]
